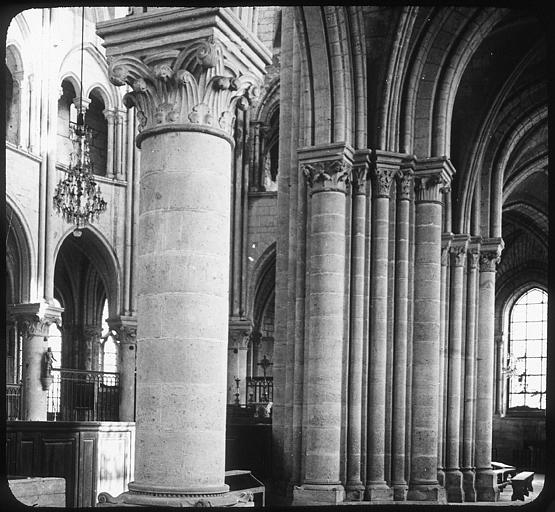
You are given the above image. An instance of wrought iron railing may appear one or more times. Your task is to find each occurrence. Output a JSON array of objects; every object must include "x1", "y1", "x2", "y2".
[
  {"x1": 7, "y1": 383, "x2": 22, "y2": 420},
  {"x1": 246, "y1": 376, "x2": 273, "y2": 404},
  {"x1": 47, "y1": 368, "x2": 120, "y2": 421}
]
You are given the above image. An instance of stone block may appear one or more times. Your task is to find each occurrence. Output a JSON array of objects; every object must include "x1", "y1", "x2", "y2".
[
  {"x1": 292, "y1": 484, "x2": 345, "y2": 505},
  {"x1": 9, "y1": 477, "x2": 66, "y2": 507}
]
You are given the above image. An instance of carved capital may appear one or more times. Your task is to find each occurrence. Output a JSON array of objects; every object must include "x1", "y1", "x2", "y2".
[
  {"x1": 9, "y1": 303, "x2": 63, "y2": 340},
  {"x1": 479, "y1": 237, "x2": 504, "y2": 273},
  {"x1": 301, "y1": 159, "x2": 352, "y2": 194},
  {"x1": 107, "y1": 316, "x2": 137, "y2": 345},
  {"x1": 229, "y1": 328, "x2": 251, "y2": 350},
  {"x1": 108, "y1": 38, "x2": 261, "y2": 140},
  {"x1": 467, "y1": 236, "x2": 482, "y2": 270},
  {"x1": 441, "y1": 233, "x2": 453, "y2": 266},
  {"x1": 351, "y1": 149, "x2": 371, "y2": 195},
  {"x1": 370, "y1": 167, "x2": 396, "y2": 198},
  {"x1": 414, "y1": 157, "x2": 455, "y2": 203},
  {"x1": 83, "y1": 324, "x2": 103, "y2": 340},
  {"x1": 397, "y1": 166, "x2": 414, "y2": 201},
  {"x1": 450, "y1": 234, "x2": 469, "y2": 267},
  {"x1": 102, "y1": 108, "x2": 116, "y2": 123}
]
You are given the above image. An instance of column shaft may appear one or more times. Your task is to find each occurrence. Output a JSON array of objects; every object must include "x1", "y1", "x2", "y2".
[
  {"x1": 132, "y1": 131, "x2": 231, "y2": 495},
  {"x1": 474, "y1": 239, "x2": 503, "y2": 501},
  {"x1": 407, "y1": 159, "x2": 453, "y2": 502},
  {"x1": 462, "y1": 241, "x2": 480, "y2": 501},
  {"x1": 391, "y1": 167, "x2": 413, "y2": 501},
  {"x1": 346, "y1": 158, "x2": 369, "y2": 500},
  {"x1": 365, "y1": 161, "x2": 396, "y2": 501},
  {"x1": 293, "y1": 148, "x2": 351, "y2": 506},
  {"x1": 104, "y1": 110, "x2": 115, "y2": 178},
  {"x1": 445, "y1": 235, "x2": 468, "y2": 502}
]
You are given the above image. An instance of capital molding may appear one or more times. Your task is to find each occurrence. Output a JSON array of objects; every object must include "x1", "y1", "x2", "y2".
[
  {"x1": 441, "y1": 232, "x2": 454, "y2": 266},
  {"x1": 479, "y1": 237, "x2": 504, "y2": 273},
  {"x1": 8, "y1": 302, "x2": 64, "y2": 340},
  {"x1": 467, "y1": 236, "x2": 482, "y2": 270},
  {"x1": 351, "y1": 149, "x2": 371, "y2": 195},
  {"x1": 450, "y1": 234, "x2": 470, "y2": 267},
  {"x1": 107, "y1": 315, "x2": 138, "y2": 345},
  {"x1": 397, "y1": 155, "x2": 416, "y2": 201},
  {"x1": 97, "y1": 9, "x2": 271, "y2": 145},
  {"x1": 371, "y1": 150, "x2": 407, "y2": 198},
  {"x1": 229, "y1": 318, "x2": 253, "y2": 350},
  {"x1": 73, "y1": 96, "x2": 91, "y2": 112},
  {"x1": 414, "y1": 156, "x2": 455, "y2": 203},
  {"x1": 298, "y1": 142, "x2": 354, "y2": 194},
  {"x1": 83, "y1": 324, "x2": 103, "y2": 340}
]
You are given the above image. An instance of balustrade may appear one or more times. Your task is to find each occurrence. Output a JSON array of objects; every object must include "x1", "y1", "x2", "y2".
[
  {"x1": 46, "y1": 368, "x2": 120, "y2": 421},
  {"x1": 246, "y1": 376, "x2": 273, "y2": 404},
  {"x1": 7, "y1": 383, "x2": 22, "y2": 420}
]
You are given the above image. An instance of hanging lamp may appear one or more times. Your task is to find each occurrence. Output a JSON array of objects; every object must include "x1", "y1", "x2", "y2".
[{"x1": 53, "y1": 7, "x2": 107, "y2": 237}]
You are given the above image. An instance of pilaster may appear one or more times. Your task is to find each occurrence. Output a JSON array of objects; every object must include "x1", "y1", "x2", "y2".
[{"x1": 102, "y1": 108, "x2": 116, "y2": 178}]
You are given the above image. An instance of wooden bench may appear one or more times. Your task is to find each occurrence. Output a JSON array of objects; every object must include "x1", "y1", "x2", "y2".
[
  {"x1": 492, "y1": 461, "x2": 516, "y2": 490},
  {"x1": 511, "y1": 471, "x2": 534, "y2": 501}
]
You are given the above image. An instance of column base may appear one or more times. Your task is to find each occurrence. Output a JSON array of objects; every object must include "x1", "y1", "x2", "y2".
[
  {"x1": 97, "y1": 489, "x2": 253, "y2": 507},
  {"x1": 364, "y1": 482, "x2": 393, "y2": 501},
  {"x1": 445, "y1": 469, "x2": 465, "y2": 502},
  {"x1": 292, "y1": 484, "x2": 345, "y2": 505},
  {"x1": 392, "y1": 482, "x2": 408, "y2": 501},
  {"x1": 437, "y1": 468, "x2": 445, "y2": 487},
  {"x1": 475, "y1": 469, "x2": 500, "y2": 502},
  {"x1": 462, "y1": 468, "x2": 477, "y2": 502},
  {"x1": 407, "y1": 483, "x2": 447, "y2": 503},
  {"x1": 345, "y1": 481, "x2": 365, "y2": 501}
]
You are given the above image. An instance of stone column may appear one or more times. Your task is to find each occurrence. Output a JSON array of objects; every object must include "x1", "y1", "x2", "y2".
[
  {"x1": 365, "y1": 151, "x2": 401, "y2": 502},
  {"x1": 82, "y1": 324, "x2": 102, "y2": 371},
  {"x1": 102, "y1": 108, "x2": 115, "y2": 178},
  {"x1": 10, "y1": 303, "x2": 63, "y2": 421},
  {"x1": 474, "y1": 237, "x2": 503, "y2": 502},
  {"x1": 227, "y1": 321, "x2": 252, "y2": 405},
  {"x1": 109, "y1": 315, "x2": 138, "y2": 422},
  {"x1": 115, "y1": 109, "x2": 126, "y2": 179},
  {"x1": 461, "y1": 237, "x2": 480, "y2": 501},
  {"x1": 445, "y1": 234, "x2": 469, "y2": 502},
  {"x1": 346, "y1": 150, "x2": 370, "y2": 501},
  {"x1": 292, "y1": 142, "x2": 353, "y2": 506},
  {"x1": 391, "y1": 160, "x2": 414, "y2": 501},
  {"x1": 407, "y1": 157, "x2": 454, "y2": 502},
  {"x1": 438, "y1": 232, "x2": 452, "y2": 487},
  {"x1": 97, "y1": 9, "x2": 270, "y2": 507}
]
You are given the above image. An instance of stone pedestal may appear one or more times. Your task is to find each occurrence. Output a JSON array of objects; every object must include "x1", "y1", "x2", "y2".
[
  {"x1": 97, "y1": 7, "x2": 270, "y2": 506},
  {"x1": 9, "y1": 302, "x2": 63, "y2": 421},
  {"x1": 407, "y1": 157, "x2": 453, "y2": 503},
  {"x1": 474, "y1": 238, "x2": 503, "y2": 502},
  {"x1": 292, "y1": 142, "x2": 353, "y2": 505}
]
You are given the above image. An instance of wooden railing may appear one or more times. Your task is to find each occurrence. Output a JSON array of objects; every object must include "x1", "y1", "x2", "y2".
[{"x1": 47, "y1": 368, "x2": 120, "y2": 422}]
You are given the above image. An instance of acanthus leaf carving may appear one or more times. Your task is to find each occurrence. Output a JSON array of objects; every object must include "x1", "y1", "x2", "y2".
[
  {"x1": 108, "y1": 39, "x2": 260, "y2": 138},
  {"x1": 301, "y1": 160, "x2": 352, "y2": 193}
]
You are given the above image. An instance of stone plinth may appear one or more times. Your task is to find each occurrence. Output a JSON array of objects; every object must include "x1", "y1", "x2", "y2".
[{"x1": 9, "y1": 477, "x2": 66, "y2": 507}]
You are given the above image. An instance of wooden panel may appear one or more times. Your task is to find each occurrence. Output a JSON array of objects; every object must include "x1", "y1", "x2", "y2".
[
  {"x1": 96, "y1": 431, "x2": 131, "y2": 501},
  {"x1": 6, "y1": 432, "x2": 17, "y2": 475},
  {"x1": 40, "y1": 435, "x2": 77, "y2": 507},
  {"x1": 78, "y1": 433, "x2": 97, "y2": 507},
  {"x1": 17, "y1": 433, "x2": 38, "y2": 477}
]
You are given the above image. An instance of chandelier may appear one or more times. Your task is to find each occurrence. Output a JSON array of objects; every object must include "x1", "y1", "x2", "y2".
[{"x1": 53, "y1": 7, "x2": 107, "y2": 237}]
